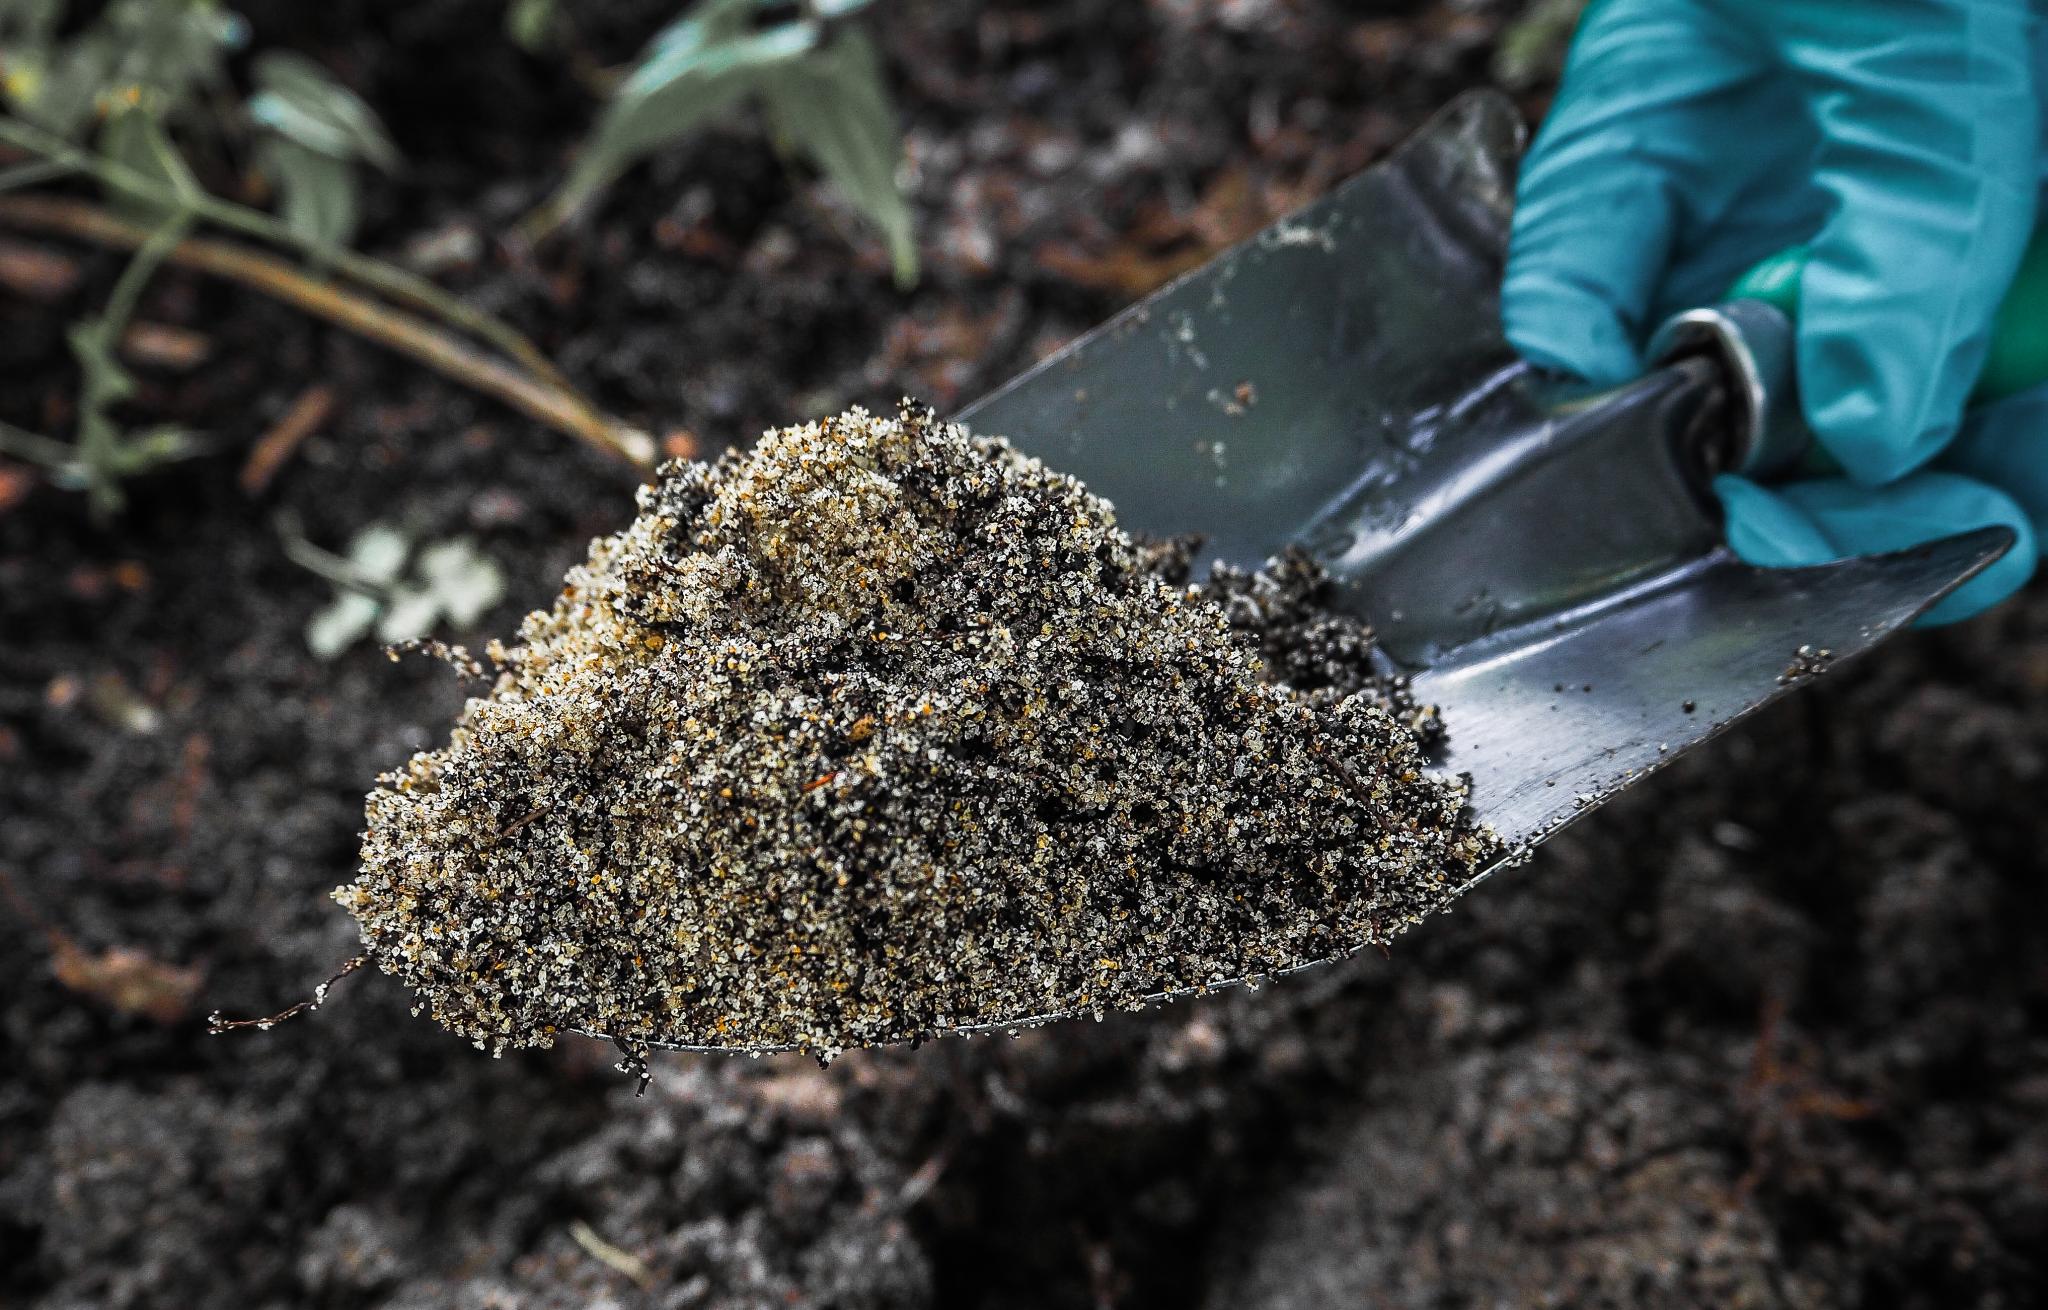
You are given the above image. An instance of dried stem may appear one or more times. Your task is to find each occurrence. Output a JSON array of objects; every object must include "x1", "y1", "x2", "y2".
[
  {"x1": 0, "y1": 158, "x2": 76, "y2": 195},
  {"x1": 0, "y1": 117, "x2": 576, "y2": 395},
  {"x1": 0, "y1": 194, "x2": 654, "y2": 468},
  {"x1": 1306, "y1": 729, "x2": 1378, "y2": 808},
  {"x1": 207, "y1": 955, "x2": 367, "y2": 1034},
  {"x1": 568, "y1": 1221, "x2": 656, "y2": 1291},
  {"x1": 240, "y1": 384, "x2": 335, "y2": 494},
  {"x1": 0, "y1": 418, "x2": 79, "y2": 467}
]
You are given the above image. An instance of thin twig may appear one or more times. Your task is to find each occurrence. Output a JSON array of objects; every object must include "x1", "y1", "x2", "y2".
[
  {"x1": 0, "y1": 116, "x2": 580, "y2": 396},
  {"x1": 568, "y1": 1220, "x2": 656, "y2": 1291},
  {"x1": 273, "y1": 510, "x2": 388, "y2": 597},
  {"x1": 77, "y1": 212, "x2": 193, "y2": 494},
  {"x1": 0, "y1": 418, "x2": 79, "y2": 468},
  {"x1": 383, "y1": 638, "x2": 489, "y2": 681},
  {"x1": 895, "y1": 1141, "x2": 954, "y2": 1210},
  {"x1": 0, "y1": 158, "x2": 75, "y2": 195},
  {"x1": 1307, "y1": 732, "x2": 1378, "y2": 808},
  {"x1": 207, "y1": 955, "x2": 367, "y2": 1034},
  {"x1": 0, "y1": 194, "x2": 654, "y2": 468},
  {"x1": 240, "y1": 384, "x2": 334, "y2": 494}
]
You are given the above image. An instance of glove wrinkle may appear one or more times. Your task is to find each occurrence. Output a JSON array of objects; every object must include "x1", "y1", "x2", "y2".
[{"x1": 1791, "y1": 0, "x2": 2038, "y2": 484}]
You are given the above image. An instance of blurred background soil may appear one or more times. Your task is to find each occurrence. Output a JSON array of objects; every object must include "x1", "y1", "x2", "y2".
[{"x1": 3, "y1": 2, "x2": 2046, "y2": 1306}]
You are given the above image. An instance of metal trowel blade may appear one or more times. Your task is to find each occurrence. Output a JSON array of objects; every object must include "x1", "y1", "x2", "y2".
[{"x1": 957, "y1": 88, "x2": 2012, "y2": 860}]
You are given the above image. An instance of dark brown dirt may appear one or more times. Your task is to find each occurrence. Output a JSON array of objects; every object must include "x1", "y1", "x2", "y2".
[{"x1": 3, "y1": 2, "x2": 2045, "y2": 1308}]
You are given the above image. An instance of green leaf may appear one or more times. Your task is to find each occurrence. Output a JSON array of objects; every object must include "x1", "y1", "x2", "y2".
[
  {"x1": 63, "y1": 377, "x2": 130, "y2": 516},
  {"x1": 307, "y1": 591, "x2": 380, "y2": 659},
  {"x1": 415, "y1": 537, "x2": 507, "y2": 625},
  {"x1": 43, "y1": 209, "x2": 196, "y2": 518},
  {"x1": 760, "y1": 25, "x2": 916, "y2": 285},
  {"x1": 100, "y1": 0, "x2": 239, "y2": 114},
  {"x1": 639, "y1": 0, "x2": 760, "y2": 64},
  {"x1": 346, "y1": 523, "x2": 411, "y2": 586},
  {"x1": 249, "y1": 51, "x2": 399, "y2": 171},
  {"x1": 245, "y1": 53, "x2": 391, "y2": 248},
  {"x1": 102, "y1": 423, "x2": 203, "y2": 476},
  {"x1": 505, "y1": 0, "x2": 557, "y2": 51},
  {"x1": 299, "y1": 528, "x2": 503, "y2": 655},
  {"x1": 5, "y1": 0, "x2": 239, "y2": 139},
  {"x1": 375, "y1": 585, "x2": 443, "y2": 645},
  {"x1": 61, "y1": 318, "x2": 205, "y2": 516},
  {"x1": 256, "y1": 135, "x2": 360, "y2": 247},
  {"x1": 541, "y1": 2, "x2": 816, "y2": 226},
  {"x1": 0, "y1": 0, "x2": 74, "y2": 126},
  {"x1": 12, "y1": 31, "x2": 125, "y2": 139},
  {"x1": 96, "y1": 101, "x2": 198, "y2": 218}
]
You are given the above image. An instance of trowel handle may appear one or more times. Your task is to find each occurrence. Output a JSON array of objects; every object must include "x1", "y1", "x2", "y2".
[
  {"x1": 1729, "y1": 224, "x2": 2048, "y2": 406},
  {"x1": 1648, "y1": 223, "x2": 2048, "y2": 479},
  {"x1": 1644, "y1": 299, "x2": 1808, "y2": 478}
]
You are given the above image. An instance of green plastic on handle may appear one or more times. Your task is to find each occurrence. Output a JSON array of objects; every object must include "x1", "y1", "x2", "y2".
[{"x1": 1729, "y1": 223, "x2": 2048, "y2": 404}]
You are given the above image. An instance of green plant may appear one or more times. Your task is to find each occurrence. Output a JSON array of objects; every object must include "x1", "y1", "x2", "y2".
[
  {"x1": 504, "y1": 0, "x2": 560, "y2": 53},
  {"x1": 1492, "y1": 0, "x2": 1589, "y2": 91},
  {"x1": 0, "y1": 0, "x2": 405, "y2": 513},
  {"x1": 286, "y1": 519, "x2": 507, "y2": 658},
  {"x1": 0, "y1": 0, "x2": 648, "y2": 513},
  {"x1": 0, "y1": 241, "x2": 212, "y2": 518},
  {"x1": 3, "y1": 0, "x2": 397, "y2": 245},
  {"x1": 536, "y1": 0, "x2": 916, "y2": 286},
  {"x1": 0, "y1": 0, "x2": 240, "y2": 144},
  {"x1": 246, "y1": 50, "x2": 400, "y2": 246}
]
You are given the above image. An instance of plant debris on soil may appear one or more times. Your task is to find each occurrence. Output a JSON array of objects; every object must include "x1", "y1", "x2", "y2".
[{"x1": 341, "y1": 404, "x2": 1494, "y2": 1060}]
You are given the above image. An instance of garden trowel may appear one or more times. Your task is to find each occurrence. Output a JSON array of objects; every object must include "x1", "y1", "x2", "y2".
[
  {"x1": 958, "y1": 88, "x2": 2014, "y2": 890},
  {"x1": 631, "y1": 92, "x2": 2020, "y2": 1056}
]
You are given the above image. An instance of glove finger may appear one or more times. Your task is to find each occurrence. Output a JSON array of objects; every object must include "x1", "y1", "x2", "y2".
[
  {"x1": 1502, "y1": 2, "x2": 1772, "y2": 385},
  {"x1": 1762, "y1": 0, "x2": 2040, "y2": 485},
  {"x1": 1936, "y1": 380, "x2": 2048, "y2": 537},
  {"x1": 1715, "y1": 470, "x2": 2036, "y2": 626},
  {"x1": 1645, "y1": 179, "x2": 1830, "y2": 325}
]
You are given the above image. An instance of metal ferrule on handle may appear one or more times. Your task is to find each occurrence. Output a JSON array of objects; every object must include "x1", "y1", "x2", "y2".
[
  {"x1": 1645, "y1": 299, "x2": 1808, "y2": 479},
  {"x1": 1651, "y1": 223, "x2": 2048, "y2": 484}
]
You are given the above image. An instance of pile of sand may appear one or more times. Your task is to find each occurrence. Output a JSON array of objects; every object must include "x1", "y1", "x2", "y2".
[{"x1": 338, "y1": 404, "x2": 1495, "y2": 1061}]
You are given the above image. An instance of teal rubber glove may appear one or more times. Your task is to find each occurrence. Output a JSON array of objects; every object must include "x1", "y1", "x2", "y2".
[{"x1": 1502, "y1": 0, "x2": 2048, "y2": 624}]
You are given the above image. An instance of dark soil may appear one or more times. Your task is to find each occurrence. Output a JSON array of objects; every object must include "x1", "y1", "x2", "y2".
[{"x1": 3, "y1": 2, "x2": 2045, "y2": 1307}]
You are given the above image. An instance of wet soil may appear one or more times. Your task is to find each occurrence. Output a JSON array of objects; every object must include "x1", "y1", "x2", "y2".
[{"x1": 3, "y1": 2, "x2": 2045, "y2": 1307}]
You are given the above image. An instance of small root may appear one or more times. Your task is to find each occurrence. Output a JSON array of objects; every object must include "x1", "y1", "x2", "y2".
[
  {"x1": 208, "y1": 955, "x2": 366, "y2": 1035},
  {"x1": 568, "y1": 1219, "x2": 656, "y2": 1290},
  {"x1": 612, "y1": 1036, "x2": 654, "y2": 1095},
  {"x1": 384, "y1": 639, "x2": 488, "y2": 681}
]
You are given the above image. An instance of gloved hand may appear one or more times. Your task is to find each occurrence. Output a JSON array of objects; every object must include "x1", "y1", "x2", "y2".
[{"x1": 1502, "y1": 0, "x2": 2048, "y2": 624}]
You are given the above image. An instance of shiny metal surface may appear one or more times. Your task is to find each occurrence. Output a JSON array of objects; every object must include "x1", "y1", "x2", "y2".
[
  {"x1": 959, "y1": 91, "x2": 1530, "y2": 578},
  {"x1": 960, "y1": 87, "x2": 2009, "y2": 860},
  {"x1": 1416, "y1": 526, "x2": 2010, "y2": 881},
  {"x1": 1646, "y1": 299, "x2": 1808, "y2": 477}
]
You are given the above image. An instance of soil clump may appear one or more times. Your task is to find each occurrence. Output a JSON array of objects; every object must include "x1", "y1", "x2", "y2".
[{"x1": 342, "y1": 404, "x2": 1493, "y2": 1059}]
